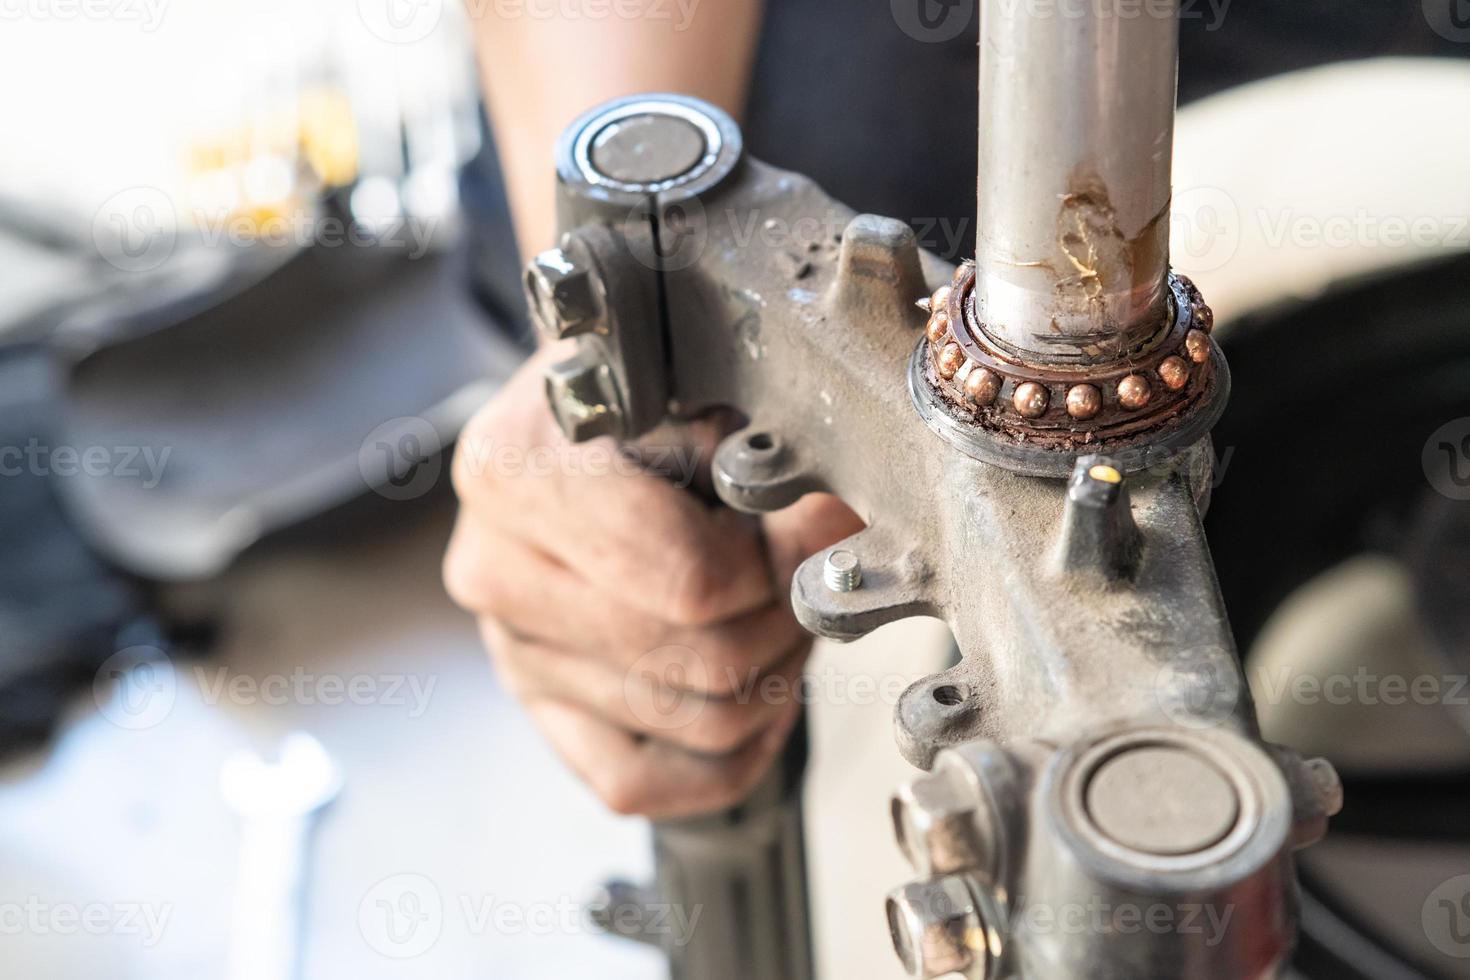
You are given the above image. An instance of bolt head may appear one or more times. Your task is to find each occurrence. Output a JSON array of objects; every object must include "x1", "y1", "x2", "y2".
[
  {"x1": 886, "y1": 876, "x2": 986, "y2": 979},
  {"x1": 526, "y1": 246, "x2": 604, "y2": 340},
  {"x1": 544, "y1": 354, "x2": 624, "y2": 443},
  {"x1": 892, "y1": 769, "x2": 993, "y2": 878}
]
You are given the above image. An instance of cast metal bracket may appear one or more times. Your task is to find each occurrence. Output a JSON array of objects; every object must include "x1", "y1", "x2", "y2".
[{"x1": 529, "y1": 65, "x2": 1339, "y2": 980}]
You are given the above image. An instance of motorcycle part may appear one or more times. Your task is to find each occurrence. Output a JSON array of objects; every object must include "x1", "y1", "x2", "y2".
[{"x1": 535, "y1": 5, "x2": 1341, "y2": 975}]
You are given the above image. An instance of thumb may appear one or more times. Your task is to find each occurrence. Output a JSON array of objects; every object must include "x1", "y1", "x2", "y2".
[{"x1": 761, "y1": 493, "x2": 866, "y2": 590}]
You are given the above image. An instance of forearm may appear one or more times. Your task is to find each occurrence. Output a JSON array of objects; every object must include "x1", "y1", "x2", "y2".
[{"x1": 469, "y1": 0, "x2": 765, "y2": 262}]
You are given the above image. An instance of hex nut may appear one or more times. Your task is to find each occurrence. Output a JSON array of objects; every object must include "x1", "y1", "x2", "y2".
[
  {"x1": 544, "y1": 354, "x2": 625, "y2": 442},
  {"x1": 886, "y1": 876, "x2": 987, "y2": 979},
  {"x1": 892, "y1": 768, "x2": 994, "y2": 878},
  {"x1": 526, "y1": 246, "x2": 605, "y2": 340}
]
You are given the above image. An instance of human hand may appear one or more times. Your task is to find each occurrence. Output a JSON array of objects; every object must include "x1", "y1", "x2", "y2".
[{"x1": 444, "y1": 347, "x2": 863, "y2": 820}]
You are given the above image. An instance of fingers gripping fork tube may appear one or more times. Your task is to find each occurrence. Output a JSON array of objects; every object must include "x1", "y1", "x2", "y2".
[{"x1": 528, "y1": 10, "x2": 1341, "y2": 979}]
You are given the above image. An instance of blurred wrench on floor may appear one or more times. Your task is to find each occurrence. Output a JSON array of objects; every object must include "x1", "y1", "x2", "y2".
[{"x1": 221, "y1": 733, "x2": 343, "y2": 980}]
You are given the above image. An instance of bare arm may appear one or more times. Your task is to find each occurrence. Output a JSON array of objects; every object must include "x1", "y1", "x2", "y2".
[
  {"x1": 450, "y1": 1, "x2": 866, "y2": 820},
  {"x1": 470, "y1": 0, "x2": 765, "y2": 260}
]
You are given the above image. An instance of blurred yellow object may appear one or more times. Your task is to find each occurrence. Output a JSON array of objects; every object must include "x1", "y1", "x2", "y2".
[
  {"x1": 181, "y1": 86, "x2": 359, "y2": 241},
  {"x1": 228, "y1": 197, "x2": 312, "y2": 243},
  {"x1": 298, "y1": 88, "x2": 360, "y2": 189}
]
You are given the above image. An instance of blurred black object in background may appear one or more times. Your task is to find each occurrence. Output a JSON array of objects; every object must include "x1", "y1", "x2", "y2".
[
  {"x1": 0, "y1": 106, "x2": 526, "y2": 751},
  {"x1": 58, "y1": 204, "x2": 520, "y2": 581},
  {"x1": 1205, "y1": 250, "x2": 1470, "y2": 980},
  {"x1": 0, "y1": 346, "x2": 152, "y2": 757},
  {"x1": 740, "y1": 0, "x2": 1469, "y2": 270}
]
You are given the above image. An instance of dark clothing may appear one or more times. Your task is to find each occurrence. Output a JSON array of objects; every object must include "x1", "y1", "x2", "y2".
[
  {"x1": 743, "y1": 0, "x2": 1466, "y2": 263},
  {"x1": 469, "y1": 0, "x2": 1468, "y2": 326}
]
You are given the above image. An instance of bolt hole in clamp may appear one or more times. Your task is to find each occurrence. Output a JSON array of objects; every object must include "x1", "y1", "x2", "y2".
[{"x1": 527, "y1": 9, "x2": 1340, "y2": 980}]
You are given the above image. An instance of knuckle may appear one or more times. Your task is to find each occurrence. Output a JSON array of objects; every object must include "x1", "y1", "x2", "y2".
[
  {"x1": 699, "y1": 636, "x2": 790, "y2": 695},
  {"x1": 686, "y1": 632, "x2": 800, "y2": 699},
  {"x1": 441, "y1": 537, "x2": 479, "y2": 611},
  {"x1": 640, "y1": 642, "x2": 738, "y2": 698},
  {"x1": 490, "y1": 652, "x2": 533, "y2": 702},
  {"x1": 687, "y1": 710, "x2": 759, "y2": 756},
  {"x1": 442, "y1": 534, "x2": 501, "y2": 615},
  {"x1": 594, "y1": 770, "x2": 646, "y2": 817},
  {"x1": 450, "y1": 408, "x2": 501, "y2": 500},
  {"x1": 700, "y1": 659, "x2": 746, "y2": 699},
  {"x1": 449, "y1": 442, "x2": 481, "y2": 501},
  {"x1": 662, "y1": 555, "x2": 728, "y2": 627}
]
